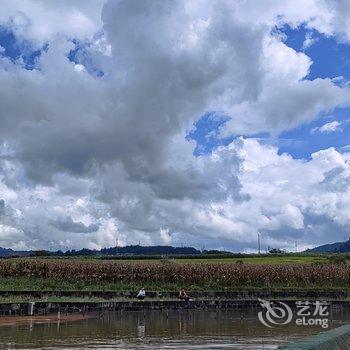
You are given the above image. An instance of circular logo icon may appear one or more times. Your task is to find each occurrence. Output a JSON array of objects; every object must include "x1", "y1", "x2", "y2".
[{"x1": 258, "y1": 298, "x2": 293, "y2": 328}]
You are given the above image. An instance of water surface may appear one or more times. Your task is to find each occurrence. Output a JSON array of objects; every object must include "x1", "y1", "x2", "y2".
[{"x1": 0, "y1": 309, "x2": 349, "y2": 349}]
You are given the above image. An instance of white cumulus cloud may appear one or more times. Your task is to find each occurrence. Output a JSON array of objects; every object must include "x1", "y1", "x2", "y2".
[
  {"x1": 0, "y1": 0, "x2": 349, "y2": 251},
  {"x1": 311, "y1": 120, "x2": 343, "y2": 133}
]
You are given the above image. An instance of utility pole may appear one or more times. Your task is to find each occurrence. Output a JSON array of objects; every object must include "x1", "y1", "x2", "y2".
[
  {"x1": 258, "y1": 232, "x2": 261, "y2": 255},
  {"x1": 295, "y1": 241, "x2": 298, "y2": 253}
]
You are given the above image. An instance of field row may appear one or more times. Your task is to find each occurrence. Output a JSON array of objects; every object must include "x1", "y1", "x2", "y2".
[{"x1": 0, "y1": 259, "x2": 348, "y2": 289}]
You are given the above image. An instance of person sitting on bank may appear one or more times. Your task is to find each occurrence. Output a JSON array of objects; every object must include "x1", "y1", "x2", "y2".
[
  {"x1": 137, "y1": 288, "x2": 146, "y2": 301},
  {"x1": 178, "y1": 288, "x2": 191, "y2": 301}
]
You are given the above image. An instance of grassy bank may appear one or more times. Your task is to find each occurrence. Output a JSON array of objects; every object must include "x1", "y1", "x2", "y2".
[
  {"x1": 27, "y1": 255, "x2": 328, "y2": 265},
  {"x1": 154, "y1": 256, "x2": 328, "y2": 264},
  {"x1": 1, "y1": 276, "x2": 350, "y2": 292}
]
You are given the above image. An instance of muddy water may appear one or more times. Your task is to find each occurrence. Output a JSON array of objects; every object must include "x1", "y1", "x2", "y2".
[{"x1": 0, "y1": 309, "x2": 349, "y2": 349}]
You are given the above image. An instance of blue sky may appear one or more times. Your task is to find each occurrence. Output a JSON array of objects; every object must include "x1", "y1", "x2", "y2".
[
  {"x1": 0, "y1": 26, "x2": 103, "y2": 76},
  {"x1": 189, "y1": 25, "x2": 350, "y2": 160},
  {"x1": 67, "y1": 38, "x2": 104, "y2": 77},
  {"x1": 0, "y1": 26, "x2": 44, "y2": 69}
]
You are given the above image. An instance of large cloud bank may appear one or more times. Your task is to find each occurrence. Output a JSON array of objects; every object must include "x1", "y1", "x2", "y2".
[{"x1": 0, "y1": 0, "x2": 349, "y2": 251}]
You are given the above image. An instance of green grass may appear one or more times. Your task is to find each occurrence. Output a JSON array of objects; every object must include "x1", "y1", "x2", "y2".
[
  {"x1": 170, "y1": 256, "x2": 328, "y2": 264},
  {"x1": 58, "y1": 255, "x2": 327, "y2": 265},
  {"x1": 28, "y1": 253, "x2": 330, "y2": 264},
  {"x1": 0, "y1": 276, "x2": 348, "y2": 293}
]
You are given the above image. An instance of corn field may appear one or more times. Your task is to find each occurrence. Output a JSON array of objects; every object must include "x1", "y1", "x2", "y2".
[{"x1": 0, "y1": 259, "x2": 348, "y2": 288}]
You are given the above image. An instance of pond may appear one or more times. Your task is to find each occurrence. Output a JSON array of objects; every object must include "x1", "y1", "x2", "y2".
[{"x1": 0, "y1": 309, "x2": 349, "y2": 349}]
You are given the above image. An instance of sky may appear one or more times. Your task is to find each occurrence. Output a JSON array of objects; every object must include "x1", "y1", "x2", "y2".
[{"x1": 1, "y1": 1, "x2": 350, "y2": 253}]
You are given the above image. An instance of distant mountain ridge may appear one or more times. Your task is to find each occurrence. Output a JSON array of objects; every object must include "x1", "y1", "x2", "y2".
[
  {"x1": 100, "y1": 245, "x2": 200, "y2": 256},
  {"x1": 0, "y1": 244, "x2": 210, "y2": 257},
  {"x1": 0, "y1": 247, "x2": 19, "y2": 257},
  {"x1": 307, "y1": 239, "x2": 350, "y2": 253}
]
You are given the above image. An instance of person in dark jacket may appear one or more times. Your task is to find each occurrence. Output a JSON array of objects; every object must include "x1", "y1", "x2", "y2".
[{"x1": 178, "y1": 288, "x2": 191, "y2": 301}]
